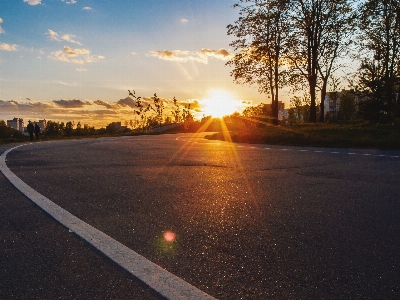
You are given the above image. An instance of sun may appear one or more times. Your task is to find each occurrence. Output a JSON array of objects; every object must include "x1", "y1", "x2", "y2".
[{"x1": 200, "y1": 90, "x2": 244, "y2": 118}]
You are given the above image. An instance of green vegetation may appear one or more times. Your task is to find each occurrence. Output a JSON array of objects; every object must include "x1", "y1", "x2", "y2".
[
  {"x1": 2, "y1": 116, "x2": 400, "y2": 150},
  {"x1": 206, "y1": 117, "x2": 400, "y2": 150}
]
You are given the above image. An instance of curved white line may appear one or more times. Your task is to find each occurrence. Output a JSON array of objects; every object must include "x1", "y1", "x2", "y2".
[{"x1": 0, "y1": 145, "x2": 216, "y2": 300}]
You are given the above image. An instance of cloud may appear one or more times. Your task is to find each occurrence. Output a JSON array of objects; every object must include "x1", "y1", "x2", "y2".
[
  {"x1": 46, "y1": 29, "x2": 82, "y2": 45},
  {"x1": 147, "y1": 48, "x2": 233, "y2": 64},
  {"x1": 0, "y1": 43, "x2": 17, "y2": 51},
  {"x1": 94, "y1": 100, "x2": 121, "y2": 109},
  {"x1": 147, "y1": 50, "x2": 203, "y2": 63},
  {"x1": 76, "y1": 67, "x2": 87, "y2": 72},
  {"x1": 0, "y1": 18, "x2": 4, "y2": 34},
  {"x1": 116, "y1": 97, "x2": 138, "y2": 108},
  {"x1": 181, "y1": 18, "x2": 189, "y2": 23},
  {"x1": 53, "y1": 99, "x2": 91, "y2": 108},
  {"x1": 49, "y1": 46, "x2": 104, "y2": 64},
  {"x1": 62, "y1": 0, "x2": 77, "y2": 4},
  {"x1": 23, "y1": 0, "x2": 41, "y2": 5},
  {"x1": 198, "y1": 48, "x2": 233, "y2": 60},
  {"x1": 83, "y1": 6, "x2": 92, "y2": 10},
  {"x1": 131, "y1": 51, "x2": 137, "y2": 56}
]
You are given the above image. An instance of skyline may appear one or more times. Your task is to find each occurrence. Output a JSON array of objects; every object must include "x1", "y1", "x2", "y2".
[{"x1": 0, "y1": 0, "x2": 282, "y2": 127}]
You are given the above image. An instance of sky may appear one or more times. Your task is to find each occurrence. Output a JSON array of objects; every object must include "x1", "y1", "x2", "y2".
[{"x1": 0, "y1": 0, "x2": 280, "y2": 128}]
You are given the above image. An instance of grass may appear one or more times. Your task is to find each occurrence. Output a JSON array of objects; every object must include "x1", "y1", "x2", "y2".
[
  {"x1": 2, "y1": 120, "x2": 400, "y2": 150},
  {"x1": 205, "y1": 120, "x2": 400, "y2": 150}
]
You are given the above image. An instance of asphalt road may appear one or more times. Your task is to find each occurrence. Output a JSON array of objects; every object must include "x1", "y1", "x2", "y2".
[{"x1": 2, "y1": 133, "x2": 400, "y2": 299}]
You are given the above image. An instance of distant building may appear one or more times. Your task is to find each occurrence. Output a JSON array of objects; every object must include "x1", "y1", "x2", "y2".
[
  {"x1": 7, "y1": 118, "x2": 24, "y2": 133},
  {"x1": 324, "y1": 89, "x2": 361, "y2": 119},
  {"x1": 109, "y1": 122, "x2": 128, "y2": 131},
  {"x1": 37, "y1": 119, "x2": 46, "y2": 131},
  {"x1": 278, "y1": 109, "x2": 288, "y2": 121}
]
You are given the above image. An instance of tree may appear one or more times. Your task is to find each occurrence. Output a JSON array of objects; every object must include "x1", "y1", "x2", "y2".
[
  {"x1": 128, "y1": 90, "x2": 152, "y2": 132},
  {"x1": 44, "y1": 121, "x2": 64, "y2": 136},
  {"x1": 227, "y1": 0, "x2": 290, "y2": 125},
  {"x1": 286, "y1": 0, "x2": 355, "y2": 123},
  {"x1": 0, "y1": 120, "x2": 24, "y2": 139},
  {"x1": 64, "y1": 121, "x2": 74, "y2": 136},
  {"x1": 171, "y1": 97, "x2": 181, "y2": 123},
  {"x1": 356, "y1": 0, "x2": 400, "y2": 121},
  {"x1": 151, "y1": 93, "x2": 165, "y2": 128},
  {"x1": 338, "y1": 91, "x2": 356, "y2": 120}
]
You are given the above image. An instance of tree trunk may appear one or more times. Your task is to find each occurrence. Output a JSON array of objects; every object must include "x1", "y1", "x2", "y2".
[
  {"x1": 319, "y1": 79, "x2": 328, "y2": 122},
  {"x1": 309, "y1": 75, "x2": 317, "y2": 122}
]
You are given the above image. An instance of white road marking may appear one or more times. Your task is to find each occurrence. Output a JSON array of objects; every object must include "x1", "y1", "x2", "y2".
[{"x1": 0, "y1": 145, "x2": 216, "y2": 300}]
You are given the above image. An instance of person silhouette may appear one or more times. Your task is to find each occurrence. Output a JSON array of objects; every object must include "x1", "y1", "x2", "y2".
[
  {"x1": 34, "y1": 122, "x2": 41, "y2": 140},
  {"x1": 27, "y1": 120, "x2": 34, "y2": 141}
]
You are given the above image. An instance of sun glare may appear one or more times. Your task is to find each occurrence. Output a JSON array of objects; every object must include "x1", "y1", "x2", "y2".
[{"x1": 200, "y1": 90, "x2": 244, "y2": 118}]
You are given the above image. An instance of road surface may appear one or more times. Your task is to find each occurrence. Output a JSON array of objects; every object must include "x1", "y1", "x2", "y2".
[{"x1": 2, "y1": 133, "x2": 400, "y2": 299}]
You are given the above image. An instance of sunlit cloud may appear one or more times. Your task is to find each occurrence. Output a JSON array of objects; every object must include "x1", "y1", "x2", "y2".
[
  {"x1": 76, "y1": 67, "x2": 87, "y2": 72},
  {"x1": 23, "y1": 0, "x2": 41, "y2": 5},
  {"x1": 0, "y1": 43, "x2": 17, "y2": 51},
  {"x1": 94, "y1": 100, "x2": 121, "y2": 109},
  {"x1": 49, "y1": 46, "x2": 104, "y2": 64},
  {"x1": 131, "y1": 51, "x2": 137, "y2": 55},
  {"x1": 62, "y1": 0, "x2": 77, "y2": 4},
  {"x1": 83, "y1": 7, "x2": 92, "y2": 10},
  {"x1": 0, "y1": 18, "x2": 4, "y2": 34},
  {"x1": 47, "y1": 29, "x2": 82, "y2": 45},
  {"x1": 53, "y1": 99, "x2": 91, "y2": 108},
  {"x1": 0, "y1": 95, "x2": 206, "y2": 129},
  {"x1": 181, "y1": 18, "x2": 189, "y2": 23},
  {"x1": 198, "y1": 48, "x2": 233, "y2": 60},
  {"x1": 148, "y1": 48, "x2": 233, "y2": 64}
]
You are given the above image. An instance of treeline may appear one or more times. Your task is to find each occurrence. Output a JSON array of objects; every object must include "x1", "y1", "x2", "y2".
[
  {"x1": 0, "y1": 120, "x2": 24, "y2": 139},
  {"x1": 228, "y1": 0, "x2": 400, "y2": 123}
]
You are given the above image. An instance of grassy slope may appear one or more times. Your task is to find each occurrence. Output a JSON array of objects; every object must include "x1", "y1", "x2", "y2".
[
  {"x1": 205, "y1": 121, "x2": 400, "y2": 150},
  {"x1": 2, "y1": 121, "x2": 400, "y2": 150}
]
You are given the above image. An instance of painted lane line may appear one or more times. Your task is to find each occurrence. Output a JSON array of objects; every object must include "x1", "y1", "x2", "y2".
[{"x1": 0, "y1": 145, "x2": 216, "y2": 300}]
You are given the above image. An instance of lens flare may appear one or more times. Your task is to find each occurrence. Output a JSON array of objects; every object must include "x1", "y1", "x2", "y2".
[{"x1": 163, "y1": 231, "x2": 176, "y2": 242}]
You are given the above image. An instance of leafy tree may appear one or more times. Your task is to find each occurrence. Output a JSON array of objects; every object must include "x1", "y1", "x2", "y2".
[
  {"x1": 356, "y1": 0, "x2": 400, "y2": 121},
  {"x1": 290, "y1": 96, "x2": 303, "y2": 121},
  {"x1": 64, "y1": 121, "x2": 74, "y2": 136},
  {"x1": 227, "y1": 0, "x2": 290, "y2": 125},
  {"x1": 44, "y1": 121, "x2": 64, "y2": 136},
  {"x1": 0, "y1": 120, "x2": 24, "y2": 139},
  {"x1": 75, "y1": 121, "x2": 82, "y2": 135},
  {"x1": 338, "y1": 91, "x2": 356, "y2": 120}
]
